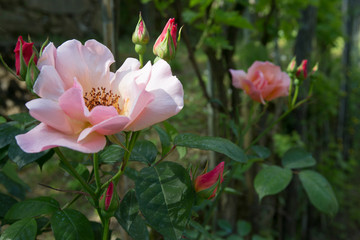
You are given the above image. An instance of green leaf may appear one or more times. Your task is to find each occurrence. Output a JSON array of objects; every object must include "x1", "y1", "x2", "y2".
[
  {"x1": 0, "y1": 169, "x2": 28, "y2": 200},
  {"x1": 251, "y1": 146, "x2": 271, "y2": 159},
  {"x1": 237, "y1": 220, "x2": 251, "y2": 237},
  {"x1": 0, "y1": 116, "x2": 6, "y2": 124},
  {"x1": 214, "y1": 10, "x2": 253, "y2": 29},
  {"x1": 0, "y1": 192, "x2": 17, "y2": 218},
  {"x1": 299, "y1": 170, "x2": 338, "y2": 216},
  {"x1": 254, "y1": 166, "x2": 292, "y2": 201},
  {"x1": 51, "y1": 209, "x2": 94, "y2": 240},
  {"x1": 129, "y1": 140, "x2": 158, "y2": 165},
  {"x1": 154, "y1": 125, "x2": 172, "y2": 156},
  {"x1": 9, "y1": 113, "x2": 36, "y2": 125},
  {"x1": 0, "y1": 217, "x2": 37, "y2": 240},
  {"x1": 0, "y1": 122, "x2": 22, "y2": 148},
  {"x1": 218, "y1": 219, "x2": 232, "y2": 235},
  {"x1": 8, "y1": 141, "x2": 51, "y2": 169},
  {"x1": 174, "y1": 133, "x2": 247, "y2": 163},
  {"x1": 99, "y1": 144, "x2": 124, "y2": 164},
  {"x1": 135, "y1": 162, "x2": 195, "y2": 240},
  {"x1": 282, "y1": 148, "x2": 316, "y2": 169},
  {"x1": 115, "y1": 189, "x2": 149, "y2": 240},
  {"x1": 5, "y1": 197, "x2": 60, "y2": 220}
]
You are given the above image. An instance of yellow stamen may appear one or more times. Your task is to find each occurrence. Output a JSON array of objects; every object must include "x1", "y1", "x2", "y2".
[{"x1": 84, "y1": 87, "x2": 121, "y2": 114}]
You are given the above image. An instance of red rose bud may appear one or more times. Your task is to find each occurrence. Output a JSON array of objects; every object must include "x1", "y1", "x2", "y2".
[
  {"x1": 99, "y1": 182, "x2": 119, "y2": 215},
  {"x1": 296, "y1": 59, "x2": 308, "y2": 79},
  {"x1": 14, "y1": 36, "x2": 38, "y2": 77},
  {"x1": 194, "y1": 161, "x2": 224, "y2": 199},
  {"x1": 132, "y1": 12, "x2": 149, "y2": 46},
  {"x1": 153, "y1": 18, "x2": 178, "y2": 61}
]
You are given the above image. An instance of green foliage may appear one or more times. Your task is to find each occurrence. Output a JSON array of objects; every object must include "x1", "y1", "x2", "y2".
[
  {"x1": 135, "y1": 161, "x2": 194, "y2": 240},
  {"x1": 0, "y1": 217, "x2": 37, "y2": 240},
  {"x1": 299, "y1": 170, "x2": 338, "y2": 216},
  {"x1": 115, "y1": 189, "x2": 149, "y2": 240},
  {"x1": 51, "y1": 209, "x2": 94, "y2": 240},
  {"x1": 282, "y1": 147, "x2": 316, "y2": 169},
  {"x1": 254, "y1": 165, "x2": 293, "y2": 201},
  {"x1": 174, "y1": 133, "x2": 247, "y2": 163},
  {"x1": 5, "y1": 197, "x2": 60, "y2": 220}
]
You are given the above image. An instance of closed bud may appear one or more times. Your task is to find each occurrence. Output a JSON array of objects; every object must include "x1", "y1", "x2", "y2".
[
  {"x1": 194, "y1": 162, "x2": 224, "y2": 199},
  {"x1": 132, "y1": 12, "x2": 149, "y2": 45},
  {"x1": 99, "y1": 182, "x2": 119, "y2": 216},
  {"x1": 153, "y1": 18, "x2": 178, "y2": 61},
  {"x1": 296, "y1": 59, "x2": 308, "y2": 80},
  {"x1": 287, "y1": 57, "x2": 296, "y2": 73},
  {"x1": 14, "y1": 36, "x2": 38, "y2": 79}
]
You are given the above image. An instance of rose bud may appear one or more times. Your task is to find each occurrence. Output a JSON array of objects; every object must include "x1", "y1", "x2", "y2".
[
  {"x1": 14, "y1": 36, "x2": 37, "y2": 78},
  {"x1": 153, "y1": 18, "x2": 178, "y2": 61},
  {"x1": 132, "y1": 12, "x2": 150, "y2": 46},
  {"x1": 194, "y1": 161, "x2": 224, "y2": 199},
  {"x1": 99, "y1": 182, "x2": 119, "y2": 216},
  {"x1": 296, "y1": 59, "x2": 308, "y2": 80}
]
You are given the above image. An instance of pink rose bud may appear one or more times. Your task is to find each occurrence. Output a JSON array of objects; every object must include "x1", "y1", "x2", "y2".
[
  {"x1": 132, "y1": 12, "x2": 149, "y2": 46},
  {"x1": 153, "y1": 18, "x2": 178, "y2": 61},
  {"x1": 100, "y1": 182, "x2": 119, "y2": 214},
  {"x1": 14, "y1": 36, "x2": 37, "y2": 77},
  {"x1": 230, "y1": 61, "x2": 291, "y2": 104},
  {"x1": 296, "y1": 59, "x2": 308, "y2": 79},
  {"x1": 194, "y1": 162, "x2": 224, "y2": 199},
  {"x1": 287, "y1": 57, "x2": 296, "y2": 73},
  {"x1": 311, "y1": 62, "x2": 318, "y2": 74}
]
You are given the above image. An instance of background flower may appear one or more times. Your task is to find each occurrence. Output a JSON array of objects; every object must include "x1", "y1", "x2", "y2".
[{"x1": 230, "y1": 61, "x2": 290, "y2": 104}]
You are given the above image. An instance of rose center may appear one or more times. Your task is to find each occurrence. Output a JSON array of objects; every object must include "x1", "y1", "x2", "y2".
[{"x1": 84, "y1": 87, "x2": 121, "y2": 114}]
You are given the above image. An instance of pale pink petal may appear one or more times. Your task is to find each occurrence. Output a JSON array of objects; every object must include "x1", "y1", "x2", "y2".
[
  {"x1": 33, "y1": 66, "x2": 65, "y2": 99},
  {"x1": 124, "y1": 60, "x2": 183, "y2": 131},
  {"x1": 26, "y1": 99, "x2": 83, "y2": 134},
  {"x1": 88, "y1": 106, "x2": 119, "y2": 125},
  {"x1": 229, "y1": 69, "x2": 247, "y2": 89},
  {"x1": 78, "y1": 115, "x2": 130, "y2": 141},
  {"x1": 248, "y1": 61, "x2": 281, "y2": 84},
  {"x1": 110, "y1": 58, "x2": 140, "y2": 88},
  {"x1": 16, "y1": 123, "x2": 106, "y2": 153},
  {"x1": 241, "y1": 80, "x2": 265, "y2": 104},
  {"x1": 55, "y1": 39, "x2": 114, "y2": 90},
  {"x1": 37, "y1": 43, "x2": 57, "y2": 71},
  {"x1": 59, "y1": 85, "x2": 89, "y2": 122}
]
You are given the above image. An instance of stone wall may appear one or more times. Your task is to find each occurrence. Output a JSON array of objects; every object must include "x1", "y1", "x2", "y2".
[{"x1": 0, "y1": 0, "x2": 102, "y2": 51}]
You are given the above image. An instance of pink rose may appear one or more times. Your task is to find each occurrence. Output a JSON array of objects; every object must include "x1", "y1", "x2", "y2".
[
  {"x1": 16, "y1": 39, "x2": 183, "y2": 153},
  {"x1": 14, "y1": 36, "x2": 38, "y2": 76},
  {"x1": 230, "y1": 61, "x2": 290, "y2": 104},
  {"x1": 194, "y1": 161, "x2": 224, "y2": 199}
]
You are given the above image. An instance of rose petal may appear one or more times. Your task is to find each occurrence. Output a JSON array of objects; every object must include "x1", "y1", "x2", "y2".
[
  {"x1": 55, "y1": 39, "x2": 114, "y2": 91},
  {"x1": 37, "y1": 42, "x2": 57, "y2": 71},
  {"x1": 16, "y1": 123, "x2": 106, "y2": 153},
  {"x1": 229, "y1": 69, "x2": 247, "y2": 89},
  {"x1": 124, "y1": 59, "x2": 183, "y2": 131},
  {"x1": 33, "y1": 65, "x2": 65, "y2": 99},
  {"x1": 26, "y1": 98, "x2": 83, "y2": 134},
  {"x1": 59, "y1": 84, "x2": 89, "y2": 122},
  {"x1": 78, "y1": 115, "x2": 130, "y2": 141}
]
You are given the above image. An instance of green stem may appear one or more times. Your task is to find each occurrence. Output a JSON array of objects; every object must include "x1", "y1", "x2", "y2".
[
  {"x1": 139, "y1": 54, "x2": 144, "y2": 68},
  {"x1": 102, "y1": 218, "x2": 110, "y2": 240},
  {"x1": 93, "y1": 153, "x2": 101, "y2": 195},
  {"x1": 100, "y1": 131, "x2": 140, "y2": 191},
  {"x1": 54, "y1": 148, "x2": 96, "y2": 200},
  {"x1": 291, "y1": 84, "x2": 300, "y2": 108}
]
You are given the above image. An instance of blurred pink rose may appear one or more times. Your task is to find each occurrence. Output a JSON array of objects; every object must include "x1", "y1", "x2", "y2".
[
  {"x1": 16, "y1": 39, "x2": 183, "y2": 153},
  {"x1": 230, "y1": 61, "x2": 290, "y2": 104}
]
